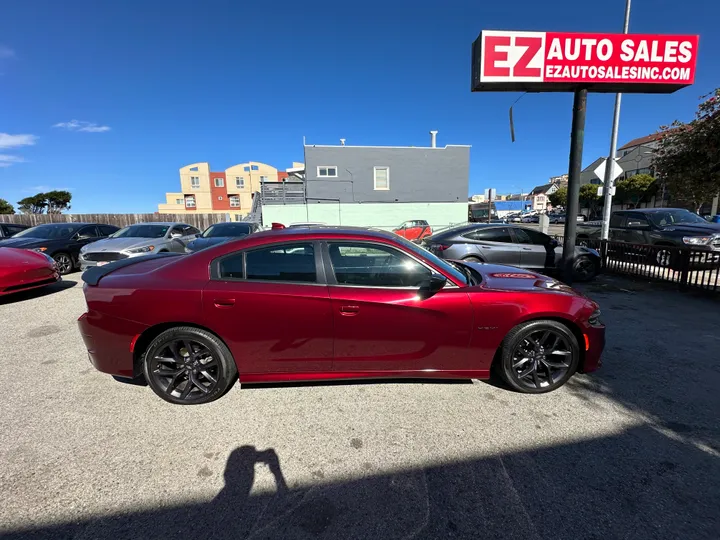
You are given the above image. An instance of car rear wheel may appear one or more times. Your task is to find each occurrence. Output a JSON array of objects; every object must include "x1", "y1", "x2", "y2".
[
  {"x1": 53, "y1": 252, "x2": 73, "y2": 275},
  {"x1": 498, "y1": 320, "x2": 580, "y2": 394},
  {"x1": 572, "y1": 255, "x2": 598, "y2": 281},
  {"x1": 463, "y1": 256, "x2": 483, "y2": 263},
  {"x1": 142, "y1": 327, "x2": 238, "y2": 405}
]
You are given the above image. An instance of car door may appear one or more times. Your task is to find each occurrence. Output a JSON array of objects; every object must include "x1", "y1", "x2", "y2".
[
  {"x1": 202, "y1": 241, "x2": 333, "y2": 374},
  {"x1": 98, "y1": 225, "x2": 119, "y2": 238},
  {"x1": 608, "y1": 213, "x2": 627, "y2": 242},
  {"x1": 461, "y1": 227, "x2": 522, "y2": 266},
  {"x1": 166, "y1": 225, "x2": 188, "y2": 252},
  {"x1": 512, "y1": 227, "x2": 555, "y2": 269},
  {"x1": 324, "y1": 241, "x2": 473, "y2": 372},
  {"x1": 69, "y1": 225, "x2": 100, "y2": 259},
  {"x1": 624, "y1": 214, "x2": 652, "y2": 245}
]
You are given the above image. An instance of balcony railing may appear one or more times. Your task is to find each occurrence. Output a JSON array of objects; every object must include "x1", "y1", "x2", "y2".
[{"x1": 261, "y1": 181, "x2": 306, "y2": 205}]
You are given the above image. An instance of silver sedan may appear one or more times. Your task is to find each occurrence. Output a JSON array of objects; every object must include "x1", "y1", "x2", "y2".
[{"x1": 79, "y1": 222, "x2": 200, "y2": 270}]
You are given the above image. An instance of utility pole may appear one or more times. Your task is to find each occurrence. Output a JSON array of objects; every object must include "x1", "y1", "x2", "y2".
[
  {"x1": 562, "y1": 89, "x2": 588, "y2": 284},
  {"x1": 600, "y1": 0, "x2": 632, "y2": 240}
]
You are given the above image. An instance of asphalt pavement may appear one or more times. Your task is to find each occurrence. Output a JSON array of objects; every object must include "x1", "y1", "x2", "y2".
[{"x1": 0, "y1": 275, "x2": 718, "y2": 539}]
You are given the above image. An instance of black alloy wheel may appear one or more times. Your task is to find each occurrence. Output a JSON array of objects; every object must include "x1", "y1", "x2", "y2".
[
  {"x1": 53, "y1": 252, "x2": 73, "y2": 275},
  {"x1": 143, "y1": 327, "x2": 237, "y2": 405},
  {"x1": 573, "y1": 255, "x2": 598, "y2": 282},
  {"x1": 654, "y1": 247, "x2": 675, "y2": 268},
  {"x1": 498, "y1": 320, "x2": 580, "y2": 394}
]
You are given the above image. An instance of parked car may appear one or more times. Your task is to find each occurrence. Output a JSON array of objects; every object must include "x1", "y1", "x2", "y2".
[
  {"x1": 0, "y1": 222, "x2": 118, "y2": 274},
  {"x1": 709, "y1": 214, "x2": 720, "y2": 224},
  {"x1": 78, "y1": 226, "x2": 604, "y2": 404},
  {"x1": 185, "y1": 222, "x2": 260, "y2": 253},
  {"x1": 0, "y1": 247, "x2": 60, "y2": 296},
  {"x1": 0, "y1": 223, "x2": 29, "y2": 239},
  {"x1": 79, "y1": 222, "x2": 199, "y2": 270},
  {"x1": 424, "y1": 224, "x2": 601, "y2": 281},
  {"x1": 287, "y1": 222, "x2": 327, "y2": 228},
  {"x1": 393, "y1": 220, "x2": 432, "y2": 243},
  {"x1": 521, "y1": 214, "x2": 540, "y2": 223},
  {"x1": 549, "y1": 214, "x2": 566, "y2": 224},
  {"x1": 507, "y1": 214, "x2": 523, "y2": 223},
  {"x1": 577, "y1": 208, "x2": 720, "y2": 266}
]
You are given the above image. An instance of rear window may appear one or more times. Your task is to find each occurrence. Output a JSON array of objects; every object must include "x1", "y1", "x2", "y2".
[
  {"x1": 219, "y1": 243, "x2": 316, "y2": 283},
  {"x1": 463, "y1": 227, "x2": 513, "y2": 243}
]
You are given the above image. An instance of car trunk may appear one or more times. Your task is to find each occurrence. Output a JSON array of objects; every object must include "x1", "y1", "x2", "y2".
[{"x1": 81, "y1": 253, "x2": 183, "y2": 286}]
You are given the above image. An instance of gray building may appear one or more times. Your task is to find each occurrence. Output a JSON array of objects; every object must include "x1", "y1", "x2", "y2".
[{"x1": 580, "y1": 134, "x2": 660, "y2": 186}]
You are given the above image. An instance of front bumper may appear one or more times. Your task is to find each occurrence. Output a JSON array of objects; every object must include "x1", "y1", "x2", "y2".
[
  {"x1": 580, "y1": 324, "x2": 605, "y2": 373},
  {"x1": 79, "y1": 251, "x2": 149, "y2": 271}
]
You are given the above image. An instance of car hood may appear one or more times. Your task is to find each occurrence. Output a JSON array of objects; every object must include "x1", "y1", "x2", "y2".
[
  {"x1": 659, "y1": 222, "x2": 720, "y2": 235},
  {"x1": 0, "y1": 237, "x2": 54, "y2": 249},
  {"x1": 0, "y1": 247, "x2": 50, "y2": 269},
  {"x1": 460, "y1": 262, "x2": 580, "y2": 295},
  {"x1": 185, "y1": 236, "x2": 237, "y2": 251},
  {"x1": 84, "y1": 237, "x2": 161, "y2": 252}
]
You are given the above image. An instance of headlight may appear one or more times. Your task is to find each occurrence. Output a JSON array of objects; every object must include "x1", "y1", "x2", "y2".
[
  {"x1": 588, "y1": 309, "x2": 603, "y2": 327},
  {"x1": 40, "y1": 252, "x2": 56, "y2": 264},
  {"x1": 32, "y1": 247, "x2": 48, "y2": 252},
  {"x1": 683, "y1": 236, "x2": 711, "y2": 245},
  {"x1": 126, "y1": 245, "x2": 155, "y2": 254}
]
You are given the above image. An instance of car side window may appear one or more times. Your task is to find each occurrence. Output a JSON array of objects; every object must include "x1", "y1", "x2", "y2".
[
  {"x1": 5, "y1": 225, "x2": 26, "y2": 236},
  {"x1": 99, "y1": 225, "x2": 118, "y2": 237},
  {"x1": 626, "y1": 215, "x2": 649, "y2": 229},
  {"x1": 219, "y1": 243, "x2": 316, "y2": 283},
  {"x1": 328, "y1": 242, "x2": 430, "y2": 287},
  {"x1": 463, "y1": 227, "x2": 513, "y2": 243},
  {"x1": 77, "y1": 226, "x2": 99, "y2": 238},
  {"x1": 609, "y1": 213, "x2": 625, "y2": 228},
  {"x1": 182, "y1": 226, "x2": 200, "y2": 236},
  {"x1": 169, "y1": 225, "x2": 184, "y2": 237},
  {"x1": 514, "y1": 228, "x2": 551, "y2": 245}
]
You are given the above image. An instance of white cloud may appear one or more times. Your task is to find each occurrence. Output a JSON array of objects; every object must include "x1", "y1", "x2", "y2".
[
  {"x1": 53, "y1": 119, "x2": 111, "y2": 133},
  {"x1": 0, "y1": 155, "x2": 25, "y2": 168},
  {"x1": 0, "y1": 133, "x2": 37, "y2": 148},
  {"x1": 24, "y1": 185, "x2": 74, "y2": 193},
  {"x1": 0, "y1": 45, "x2": 15, "y2": 59}
]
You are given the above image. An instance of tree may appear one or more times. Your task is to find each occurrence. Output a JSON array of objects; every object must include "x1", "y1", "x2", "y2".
[
  {"x1": 653, "y1": 88, "x2": 720, "y2": 211},
  {"x1": 17, "y1": 194, "x2": 48, "y2": 214},
  {"x1": 45, "y1": 190, "x2": 72, "y2": 213},
  {"x1": 0, "y1": 198, "x2": 14, "y2": 214},
  {"x1": 615, "y1": 174, "x2": 656, "y2": 209},
  {"x1": 578, "y1": 183, "x2": 602, "y2": 217},
  {"x1": 548, "y1": 186, "x2": 567, "y2": 208}
]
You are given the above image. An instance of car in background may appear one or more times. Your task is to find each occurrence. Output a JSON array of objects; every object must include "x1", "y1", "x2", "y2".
[
  {"x1": 78, "y1": 226, "x2": 604, "y2": 404},
  {"x1": 185, "y1": 222, "x2": 260, "y2": 253},
  {"x1": 0, "y1": 247, "x2": 60, "y2": 297},
  {"x1": 424, "y1": 223, "x2": 601, "y2": 281},
  {"x1": 0, "y1": 223, "x2": 29, "y2": 239},
  {"x1": 287, "y1": 222, "x2": 327, "y2": 228},
  {"x1": 521, "y1": 214, "x2": 540, "y2": 223},
  {"x1": 393, "y1": 220, "x2": 432, "y2": 243},
  {"x1": 0, "y1": 222, "x2": 117, "y2": 275},
  {"x1": 506, "y1": 214, "x2": 523, "y2": 223},
  {"x1": 549, "y1": 214, "x2": 566, "y2": 224},
  {"x1": 708, "y1": 214, "x2": 720, "y2": 224},
  {"x1": 79, "y1": 222, "x2": 199, "y2": 270}
]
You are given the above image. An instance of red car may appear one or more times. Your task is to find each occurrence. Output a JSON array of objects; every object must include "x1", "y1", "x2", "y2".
[
  {"x1": 393, "y1": 220, "x2": 432, "y2": 243},
  {"x1": 0, "y1": 247, "x2": 60, "y2": 296},
  {"x1": 78, "y1": 227, "x2": 605, "y2": 405}
]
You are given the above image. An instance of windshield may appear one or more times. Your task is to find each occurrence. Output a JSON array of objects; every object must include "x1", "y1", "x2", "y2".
[
  {"x1": 13, "y1": 224, "x2": 78, "y2": 239},
  {"x1": 202, "y1": 223, "x2": 252, "y2": 238},
  {"x1": 393, "y1": 235, "x2": 469, "y2": 285},
  {"x1": 111, "y1": 224, "x2": 169, "y2": 239},
  {"x1": 647, "y1": 210, "x2": 708, "y2": 227}
]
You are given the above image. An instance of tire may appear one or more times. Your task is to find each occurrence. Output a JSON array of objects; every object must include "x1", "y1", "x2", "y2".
[
  {"x1": 572, "y1": 255, "x2": 598, "y2": 282},
  {"x1": 142, "y1": 326, "x2": 238, "y2": 405},
  {"x1": 52, "y1": 252, "x2": 74, "y2": 275},
  {"x1": 463, "y1": 256, "x2": 483, "y2": 264},
  {"x1": 651, "y1": 244, "x2": 676, "y2": 268},
  {"x1": 498, "y1": 320, "x2": 580, "y2": 394}
]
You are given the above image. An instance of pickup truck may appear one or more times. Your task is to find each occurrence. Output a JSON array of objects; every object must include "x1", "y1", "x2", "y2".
[{"x1": 577, "y1": 208, "x2": 720, "y2": 266}]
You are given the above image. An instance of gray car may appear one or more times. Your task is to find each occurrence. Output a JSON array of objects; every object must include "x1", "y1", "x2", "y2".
[
  {"x1": 424, "y1": 223, "x2": 600, "y2": 281},
  {"x1": 79, "y1": 222, "x2": 200, "y2": 270}
]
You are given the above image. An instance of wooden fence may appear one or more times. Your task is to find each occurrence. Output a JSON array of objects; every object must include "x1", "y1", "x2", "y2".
[{"x1": 0, "y1": 213, "x2": 234, "y2": 229}]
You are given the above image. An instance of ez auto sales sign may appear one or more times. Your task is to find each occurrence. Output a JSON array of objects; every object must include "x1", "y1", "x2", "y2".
[{"x1": 471, "y1": 31, "x2": 699, "y2": 93}]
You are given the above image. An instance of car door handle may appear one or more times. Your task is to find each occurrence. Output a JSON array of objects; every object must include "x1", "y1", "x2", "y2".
[
  {"x1": 522, "y1": 247, "x2": 533, "y2": 250},
  {"x1": 213, "y1": 298, "x2": 236, "y2": 308},
  {"x1": 339, "y1": 305, "x2": 360, "y2": 316}
]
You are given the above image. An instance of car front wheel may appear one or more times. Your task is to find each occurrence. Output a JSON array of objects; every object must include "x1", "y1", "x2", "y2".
[
  {"x1": 573, "y1": 255, "x2": 598, "y2": 281},
  {"x1": 142, "y1": 326, "x2": 238, "y2": 405},
  {"x1": 53, "y1": 252, "x2": 74, "y2": 275},
  {"x1": 498, "y1": 320, "x2": 580, "y2": 394}
]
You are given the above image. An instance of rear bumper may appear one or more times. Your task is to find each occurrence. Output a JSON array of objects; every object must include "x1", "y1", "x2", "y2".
[
  {"x1": 580, "y1": 325, "x2": 605, "y2": 373},
  {"x1": 78, "y1": 311, "x2": 149, "y2": 378}
]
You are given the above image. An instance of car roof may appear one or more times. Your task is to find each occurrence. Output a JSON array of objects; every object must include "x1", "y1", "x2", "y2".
[
  {"x1": 622, "y1": 208, "x2": 688, "y2": 213},
  {"x1": 252, "y1": 226, "x2": 399, "y2": 241}
]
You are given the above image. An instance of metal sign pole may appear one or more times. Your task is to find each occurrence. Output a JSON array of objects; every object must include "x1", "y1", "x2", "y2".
[
  {"x1": 600, "y1": 0, "x2": 632, "y2": 240},
  {"x1": 562, "y1": 88, "x2": 588, "y2": 284}
]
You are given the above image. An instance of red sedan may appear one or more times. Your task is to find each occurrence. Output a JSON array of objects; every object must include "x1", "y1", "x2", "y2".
[
  {"x1": 0, "y1": 247, "x2": 60, "y2": 297},
  {"x1": 78, "y1": 227, "x2": 604, "y2": 405}
]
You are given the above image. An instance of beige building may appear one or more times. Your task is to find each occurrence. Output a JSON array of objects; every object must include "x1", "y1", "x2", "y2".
[{"x1": 158, "y1": 161, "x2": 291, "y2": 218}]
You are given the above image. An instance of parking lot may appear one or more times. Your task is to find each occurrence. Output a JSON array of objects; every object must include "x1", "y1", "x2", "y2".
[{"x1": 1, "y1": 275, "x2": 718, "y2": 539}]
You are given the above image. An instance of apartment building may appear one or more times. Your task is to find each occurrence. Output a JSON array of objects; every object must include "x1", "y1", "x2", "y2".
[{"x1": 158, "y1": 161, "x2": 288, "y2": 218}]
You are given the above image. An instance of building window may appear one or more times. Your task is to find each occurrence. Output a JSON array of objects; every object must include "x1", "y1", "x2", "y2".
[
  {"x1": 235, "y1": 177, "x2": 245, "y2": 189},
  {"x1": 243, "y1": 166, "x2": 250, "y2": 172},
  {"x1": 251, "y1": 165, "x2": 259, "y2": 171},
  {"x1": 214, "y1": 177, "x2": 224, "y2": 187},
  {"x1": 229, "y1": 195, "x2": 241, "y2": 208},
  {"x1": 185, "y1": 196, "x2": 196, "y2": 208},
  {"x1": 190, "y1": 176, "x2": 200, "y2": 188},
  {"x1": 317, "y1": 166, "x2": 338, "y2": 177},
  {"x1": 218, "y1": 196, "x2": 223, "y2": 200},
  {"x1": 260, "y1": 175, "x2": 268, "y2": 182},
  {"x1": 175, "y1": 198, "x2": 183, "y2": 205},
  {"x1": 374, "y1": 167, "x2": 389, "y2": 190}
]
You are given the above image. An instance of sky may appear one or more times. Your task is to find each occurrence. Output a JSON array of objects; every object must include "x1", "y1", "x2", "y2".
[{"x1": 0, "y1": 0, "x2": 717, "y2": 213}]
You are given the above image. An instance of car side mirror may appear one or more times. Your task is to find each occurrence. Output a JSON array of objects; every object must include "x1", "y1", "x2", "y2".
[{"x1": 418, "y1": 273, "x2": 447, "y2": 299}]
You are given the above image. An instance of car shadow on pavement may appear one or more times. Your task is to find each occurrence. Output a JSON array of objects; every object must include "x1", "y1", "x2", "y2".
[{"x1": 0, "y1": 279, "x2": 77, "y2": 305}]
